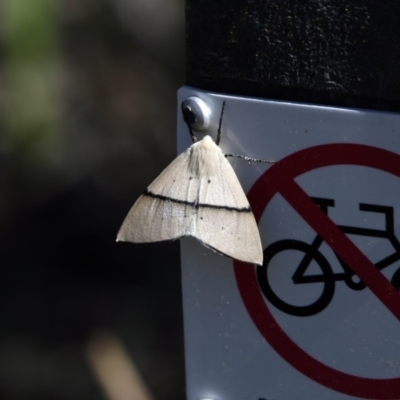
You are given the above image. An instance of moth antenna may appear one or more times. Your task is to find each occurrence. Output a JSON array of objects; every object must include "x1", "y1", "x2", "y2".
[
  {"x1": 225, "y1": 154, "x2": 276, "y2": 164},
  {"x1": 215, "y1": 101, "x2": 226, "y2": 146}
]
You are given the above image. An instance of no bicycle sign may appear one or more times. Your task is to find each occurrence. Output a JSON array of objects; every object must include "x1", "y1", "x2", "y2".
[
  {"x1": 235, "y1": 143, "x2": 400, "y2": 399},
  {"x1": 179, "y1": 88, "x2": 400, "y2": 400}
]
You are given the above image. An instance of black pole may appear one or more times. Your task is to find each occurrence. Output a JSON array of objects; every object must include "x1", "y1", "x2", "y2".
[{"x1": 184, "y1": 0, "x2": 400, "y2": 111}]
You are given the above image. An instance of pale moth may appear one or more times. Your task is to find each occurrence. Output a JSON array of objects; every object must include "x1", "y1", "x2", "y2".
[{"x1": 117, "y1": 101, "x2": 269, "y2": 265}]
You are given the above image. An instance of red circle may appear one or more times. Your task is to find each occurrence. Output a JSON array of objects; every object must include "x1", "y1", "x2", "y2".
[{"x1": 234, "y1": 143, "x2": 400, "y2": 399}]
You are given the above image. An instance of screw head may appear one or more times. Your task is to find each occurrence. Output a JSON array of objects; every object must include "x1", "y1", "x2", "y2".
[{"x1": 181, "y1": 97, "x2": 211, "y2": 131}]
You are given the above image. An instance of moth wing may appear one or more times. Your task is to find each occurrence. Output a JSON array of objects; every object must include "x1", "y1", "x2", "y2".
[
  {"x1": 146, "y1": 147, "x2": 199, "y2": 204},
  {"x1": 194, "y1": 153, "x2": 263, "y2": 265},
  {"x1": 117, "y1": 148, "x2": 197, "y2": 243}
]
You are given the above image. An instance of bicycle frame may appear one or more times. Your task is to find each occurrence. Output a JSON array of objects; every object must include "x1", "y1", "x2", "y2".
[
  {"x1": 257, "y1": 196, "x2": 400, "y2": 317},
  {"x1": 292, "y1": 197, "x2": 400, "y2": 290}
]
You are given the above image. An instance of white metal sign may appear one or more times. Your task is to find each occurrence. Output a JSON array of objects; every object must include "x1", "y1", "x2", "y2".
[{"x1": 178, "y1": 86, "x2": 400, "y2": 400}]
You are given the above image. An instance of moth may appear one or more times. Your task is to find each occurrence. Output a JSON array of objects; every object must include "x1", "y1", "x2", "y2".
[{"x1": 117, "y1": 101, "x2": 267, "y2": 265}]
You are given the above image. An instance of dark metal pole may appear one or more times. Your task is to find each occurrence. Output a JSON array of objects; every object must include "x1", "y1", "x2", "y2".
[{"x1": 184, "y1": 0, "x2": 400, "y2": 111}]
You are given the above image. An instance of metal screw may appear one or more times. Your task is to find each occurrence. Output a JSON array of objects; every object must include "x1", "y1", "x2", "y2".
[{"x1": 181, "y1": 97, "x2": 211, "y2": 131}]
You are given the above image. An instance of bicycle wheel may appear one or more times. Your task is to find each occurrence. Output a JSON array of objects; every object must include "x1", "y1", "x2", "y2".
[{"x1": 257, "y1": 239, "x2": 335, "y2": 316}]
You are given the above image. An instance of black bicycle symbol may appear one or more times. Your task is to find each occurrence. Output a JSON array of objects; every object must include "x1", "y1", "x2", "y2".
[{"x1": 257, "y1": 197, "x2": 400, "y2": 317}]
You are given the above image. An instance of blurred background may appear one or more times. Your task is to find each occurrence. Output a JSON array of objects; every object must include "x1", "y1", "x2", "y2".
[{"x1": 0, "y1": 0, "x2": 185, "y2": 399}]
